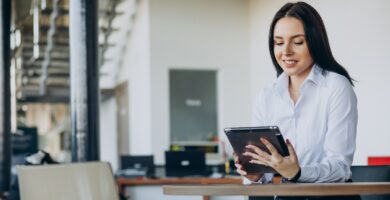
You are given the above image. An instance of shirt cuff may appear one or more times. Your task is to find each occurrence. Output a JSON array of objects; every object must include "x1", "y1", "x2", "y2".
[
  {"x1": 242, "y1": 173, "x2": 273, "y2": 185},
  {"x1": 299, "y1": 165, "x2": 316, "y2": 182}
]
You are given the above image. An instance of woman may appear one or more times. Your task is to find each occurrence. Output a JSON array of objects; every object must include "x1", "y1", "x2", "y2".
[{"x1": 234, "y1": 2, "x2": 360, "y2": 200}]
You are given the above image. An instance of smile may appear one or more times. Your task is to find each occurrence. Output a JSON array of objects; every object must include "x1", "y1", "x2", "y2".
[{"x1": 283, "y1": 59, "x2": 298, "y2": 65}]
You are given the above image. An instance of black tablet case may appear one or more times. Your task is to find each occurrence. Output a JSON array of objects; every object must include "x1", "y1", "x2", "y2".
[{"x1": 225, "y1": 126, "x2": 289, "y2": 174}]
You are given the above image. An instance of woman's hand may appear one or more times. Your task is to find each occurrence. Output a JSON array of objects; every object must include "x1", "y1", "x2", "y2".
[
  {"x1": 233, "y1": 153, "x2": 263, "y2": 182},
  {"x1": 243, "y1": 138, "x2": 300, "y2": 180}
]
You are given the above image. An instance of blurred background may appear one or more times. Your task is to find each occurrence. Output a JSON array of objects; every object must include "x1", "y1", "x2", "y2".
[{"x1": 2, "y1": 0, "x2": 390, "y2": 194}]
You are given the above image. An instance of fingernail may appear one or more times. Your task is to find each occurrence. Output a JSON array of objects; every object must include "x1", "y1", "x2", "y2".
[{"x1": 286, "y1": 139, "x2": 290, "y2": 144}]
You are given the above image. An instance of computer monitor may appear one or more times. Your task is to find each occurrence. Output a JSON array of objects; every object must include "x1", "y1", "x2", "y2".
[
  {"x1": 165, "y1": 151, "x2": 207, "y2": 177},
  {"x1": 12, "y1": 127, "x2": 38, "y2": 155},
  {"x1": 120, "y1": 155, "x2": 155, "y2": 176}
]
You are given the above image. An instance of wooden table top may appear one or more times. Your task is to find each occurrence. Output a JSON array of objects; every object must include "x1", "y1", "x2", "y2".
[
  {"x1": 163, "y1": 182, "x2": 390, "y2": 196},
  {"x1": 117, "y1": 176, "x2": 242, "y2": 186}
]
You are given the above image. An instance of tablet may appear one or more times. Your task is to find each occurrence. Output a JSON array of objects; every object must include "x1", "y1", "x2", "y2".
[{"x1": 224, "y1": 126, "x2": 289, "y2": 174}]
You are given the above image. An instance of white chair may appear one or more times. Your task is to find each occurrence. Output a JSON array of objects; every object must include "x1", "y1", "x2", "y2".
[{"x1": 17, "y1": 162, "x2": 119, "y2": 200}]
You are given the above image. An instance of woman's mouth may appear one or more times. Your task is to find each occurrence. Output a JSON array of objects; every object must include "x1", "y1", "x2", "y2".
[{"x1": 283, "y1": 59, "x2": 298, "y2": 67}]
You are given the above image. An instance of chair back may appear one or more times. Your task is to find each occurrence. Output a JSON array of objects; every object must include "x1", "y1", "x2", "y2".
[
  {"x1": 351, "y1": 165, "x2": 390, "y2": 200},
  {"x1": 17, "y1": 162, "x2": 119, "y2": 200}
]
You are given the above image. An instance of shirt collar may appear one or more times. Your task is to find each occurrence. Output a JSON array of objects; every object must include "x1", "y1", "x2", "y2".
[
  {"x1": 305, "y1": 64, "x2": 323, "y2": 86},
  {"x1": 274, "y1": 71, "x2": 289, "y2": 95},
  {"x1": 274, "y1": 64, "x2": 324, "y2": 94}
]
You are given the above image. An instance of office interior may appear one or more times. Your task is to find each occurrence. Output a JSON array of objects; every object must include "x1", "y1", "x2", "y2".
[{"x1": 1, "y1": 0, "x2": 390, "y2": 199}]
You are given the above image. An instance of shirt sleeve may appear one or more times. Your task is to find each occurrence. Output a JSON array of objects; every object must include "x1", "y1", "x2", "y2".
[
  {"x1": 299, "y1": 79, "x2": 358, "y2": 183},
  {"x1": 242, "y1": 173, "x2": 274, "y2": 185}
]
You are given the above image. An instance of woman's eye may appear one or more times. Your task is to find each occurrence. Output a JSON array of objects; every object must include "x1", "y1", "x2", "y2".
[
  {"x1": 294, "y1": 41, "x2": 304, "y2": 45},
  {"x1": 275, "y1": 42, "x2": 283, "y2": 46}
]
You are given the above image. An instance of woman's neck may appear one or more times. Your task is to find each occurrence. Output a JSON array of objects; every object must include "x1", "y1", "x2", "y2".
[
  {"x1": 289, "y1": 65, "x2": 313, "y2": 90},
  {"x1": 288, "y1": 65, "x2": 313, "y2": 103},
  {"x1": 289, "y1": 76, "x2": 306, "y2": 92}
]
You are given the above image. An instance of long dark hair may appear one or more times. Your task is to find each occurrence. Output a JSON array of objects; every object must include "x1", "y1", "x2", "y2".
[{"x1": 268, "y1": 2, "x2": 354, "y2": 86}]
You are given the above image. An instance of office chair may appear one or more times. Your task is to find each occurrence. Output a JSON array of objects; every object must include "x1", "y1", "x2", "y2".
[
  {"x1": 17, "y1": 162, "x2": 119, "y2": 200},
  {"x1": 351, "y1": 165, "x2": 390, "y2": 200}
]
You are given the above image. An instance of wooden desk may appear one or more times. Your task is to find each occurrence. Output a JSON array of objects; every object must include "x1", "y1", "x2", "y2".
[
  {"x1": 118, "y1": 177, "x2": 242, "y2": 200},
  {"x1": 117, "y1": 176, "x2": 242, "y2": 186},
  {"x1": 163, "y1": 182, "x2": 390, "y2": 196}
]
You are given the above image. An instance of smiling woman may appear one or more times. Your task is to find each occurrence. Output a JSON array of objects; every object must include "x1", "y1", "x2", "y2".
[
  {"x1": 272, "y1": 17, "x2": 314, "y2": 103},
  {"x1": 234, "y1": 2, "x2": 360, "y2": 200}
]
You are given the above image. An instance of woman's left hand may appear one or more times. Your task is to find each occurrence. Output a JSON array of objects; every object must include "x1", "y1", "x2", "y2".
[{"x1": 243, "y1": 138, "x2": 300, "y2": 179}]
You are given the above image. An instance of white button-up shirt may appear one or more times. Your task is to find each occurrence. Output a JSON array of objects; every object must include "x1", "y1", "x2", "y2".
[{"x1": 249, "y1": 64, "x2": 358, "y2": 183}]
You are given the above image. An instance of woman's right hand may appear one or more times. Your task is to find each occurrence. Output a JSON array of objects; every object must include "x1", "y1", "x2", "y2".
[{"x1": 234, "y1": 153, "x2": 263, "y2": 182}]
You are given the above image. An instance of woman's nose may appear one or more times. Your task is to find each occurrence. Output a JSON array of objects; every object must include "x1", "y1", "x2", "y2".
[{"x1": 282, "y1": 44, "x2": 293, "y2": 56}]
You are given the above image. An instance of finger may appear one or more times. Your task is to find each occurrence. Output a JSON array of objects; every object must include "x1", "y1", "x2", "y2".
[
  {"x1": 245, "y1": 144, "x2": 261, "y2": 152},
  {"x1": 261, "y1": 138, "x2": 285, "y2": 164},
  {"x1": 249, "y1": 159, "x2": 268, "y2": 166},
  {"x1": 245, "y1": 150, "x2": 271, "y2": 162},
  {"x1": 246, "y1": 144, "x2": 269, "y2": 156},
  {"x1": 243, "y1": 151, "x2": 272, "y2": 165},
  {"x1": 234, "y1": 155, "x2": 239, "y2": 163},
  {"x1": 250, "y1": 155, "x2": 271, "y2": 165},
  {"x1": 243, "y1": 151, "x2": 261, "y2": 160},
  {"x1": 286, "y1": 139, "x2": 298, "y2": 162},
  {"x1": 245, "y1": 145, "x2": 271, "y2": 161},
  {"x1": 236, "y1": 168, "x2": 247, "y2": 176},
  {"x1": 260, "y1": 138, "x2": 279, "y2": 156},
  {"x1": 235, "y1": 163, "x2": 242, "y2": 169}
]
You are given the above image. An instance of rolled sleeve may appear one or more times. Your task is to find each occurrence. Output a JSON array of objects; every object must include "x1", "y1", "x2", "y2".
[{"x1": 242, "y1": 173, "x2": 274, "y2": 185}]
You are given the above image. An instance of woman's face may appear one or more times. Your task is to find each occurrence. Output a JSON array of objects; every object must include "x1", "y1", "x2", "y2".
[{"x1": 273, "y1": 17, "x2": 314, "y2": 79}]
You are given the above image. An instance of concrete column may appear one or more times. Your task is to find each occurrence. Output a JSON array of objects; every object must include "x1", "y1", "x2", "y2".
[
  {"x1": 69, "y1": 0, "x2": 100, "y2": 161},
  {"x1": 0, "y1": 0, "x2": 11, "y2": 196}
]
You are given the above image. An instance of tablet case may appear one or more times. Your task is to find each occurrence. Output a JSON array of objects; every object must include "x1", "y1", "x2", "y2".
[{"x1": 224, "y1": 126, "x2": 289, "y2": 174}]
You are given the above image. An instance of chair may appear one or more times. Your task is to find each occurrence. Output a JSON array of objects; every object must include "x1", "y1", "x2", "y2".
[
  {"x1": 368, "y1": 156, "x2": 390, "y2": 166},
  {"x1": 251, "y1": 166, "x2": 390, "y2": 200},
  {"x1": 351, "y1": 165, "x2": 390, "y2": 200},
  {"x1": 17, "y1": 162, "x2": 119, "y2": 200}
]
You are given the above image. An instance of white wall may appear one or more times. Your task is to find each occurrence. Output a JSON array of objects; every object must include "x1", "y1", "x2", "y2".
[
  {"x1": 109, "y1": 0, "x2": 390, "y2": 166},
  {"x1": 119, "y1": 0, "x2": 153, "y2": 155},
  {"x1": 249, "y1": 0, "x2": 390, "y2": 165},
  {"x1": 99, "y1": 97, "x2": 118, "y2": 170},
  {"x1": 149, "y1": 0, "x2": 251, "y2": 164}
]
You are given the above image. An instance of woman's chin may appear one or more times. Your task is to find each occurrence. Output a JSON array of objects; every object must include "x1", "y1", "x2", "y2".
[{"x1": 282, "y1": 68, "x2": 298, "y2": 76}]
